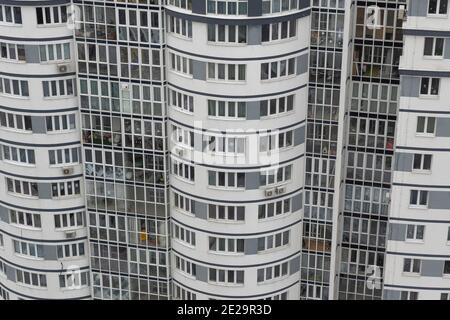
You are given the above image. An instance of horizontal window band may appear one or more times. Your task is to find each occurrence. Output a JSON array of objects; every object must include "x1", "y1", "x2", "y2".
[
  {"x1": 165, "y1": 7, "x2": 311, "y2": 25},
  {"x1": 383, "y1": 283, "x2": 450, "y2": 291},
  {"x1": 0, "y1": 0, "x2": 70, "y2": 5},
  {"x1": 399, "y1": 69, "x2": 450, "y2": 78},
  {"x1": 0, "y1": 281, "x2": 90, "y2": 300},
  {"x1": 0, "y1": 254, "x2": 90, "y2": 273},
  {"x1": 392, "y1": 182, "x2": 450, "y2": 189},
  {"x1": 0, "y1": 199, "x2": 85, "y2": 213},
  {"x1": 0, "y1": 227, "x2": 87, "y2": 244},
  {"x1": 77, "y1": 73, "x2": 165, "y2": 86},
  {"x1": 171, "y1": 216, "x2": 301, "y2": 237},
  {"x1": 172, "y1": 247, "x2": 301, "y2": 269},
  {"x1": 0, "y1": 35, "x2": 73, "y2": 42},
  {"x1": 73, "y1": 0, "x2": 160, "y2": 10},
  {"x1": 169, "y1": 151, "x2": 304, "y2": 170},
  {"x1": 167, "y1": 82, "x2": 307, "y2": 99},
  {"x1": 172, "y1": 278, "x2": 298, "y2": 299},
  {"x1": 396, "y1": 145, "x2": 450, "y2": 152},
  {"x1": 89, "y1": 268, "x2": 169, "y2": 283},
  {"x1": 0, "y1": 169, "x2": 82, "y2": 181},
  {"x1": 386, "y1": 251, "x2": 450, "y2": 259},
  {"x1": 0, "y1": 71, "x2": 76, "y2": 79},
  {"x1": 92, "y1": 239, "x2": 170, "y2": 252},
  {"x1": 0, "y1": 104, "x2": 78, "y2": 114},
  {"x1": 167, "y1": 45, "x2": 308, "y2": 62},
  {"x1": 169, "y1": 117, "x2": 305, "y2": 134},
  {"x1": 84, "y1": 176, "x2": 169, "y2": 189},
  {"x1": 76, "y1": 37, "x2": 163, "y2": 49},
  {"x1": 399, "y1": 109, "x2": 450, "y2": 115},
  {"x1": 0, "y1": 137, "x2": 80, "y2": 148},
  {"x1": 389, "y1": 217, "x2": 450, "y2": 224},
  {"x1": 170, "y1": 185, "x2": 303, "y2": 204},
  {"x1": 403, "y1": 29, "x2": 450, "y2": 38}
]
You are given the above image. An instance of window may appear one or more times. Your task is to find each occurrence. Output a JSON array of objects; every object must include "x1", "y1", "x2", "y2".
[
  {"x1": 208, "y1": 237, "x2": 244, "y2": 254},
  {"x1": 46, "y1": 114, "x2": 76, "y2": 132},
  {"x1": 406, "y1": 225, "x2": 425, "y2": 241},
  {"x1": 169, "y1": 89, "x2": 194, "y2": 113},
  {"x1": 257, "y1": 261, "x2": 289, "y2": 283},
  {"x1": 0, "y1": 42, "x2": 25, "y2": 62},
  {"x1": 57, "y1": 242, "x2": 85, "y2": 258},
  {"x1": 207, "y1": 100, "x2": 246, "y2": 119},
  {"x1": 0, "y1": 234, "x2": 3, "y2": 247},
  {"x1": 173, "y1": 192, "x2": 195, "y2": 215},
  {"x1": 424, "y1": 37, "x2": 444, "y2": 57},
  {"x1": 258, "y1": 198, "x2": 291, "y2": 220},
  {"x1": 413, "y1": 154, "x2": 432, "y2": 171},
  {"x1": 257, "y1": 230, "x2": 290, "y2": 252},
  {"x1": 36, "y1": 6, "x2": 68, "y2": 25},
  {"x1": 0, "y1": 6, "x2": 22, "y2": 24},
  {"x1": 208, "y1": 204, "x2": 245, "y2": 222},
  {"x1": 261, "y1": 58, "x2": 296, "y2": 80},
  {"x1": 260, "y1": 164, "x2": 292, "y2": 186},
  {"x1": 173, "y1": 283, "x2": 197, "y2": 300},
  {"x1": 420, "y1": 77, "x2": 440, "y2": 96},
  {"x1": 9, "y1": 210, "x2": 41, "y2": 229},
  {"x1": 1, "y1": 145, "x2": 35, "y2": 165},
  {"x1": 441, "y1": 293, "x2": 450, "y2": 300},
  {"x1": 262, "y1": 0, "x2": 299, "y2": 14},
  {"x1": 208, "y1": 170, "x2": 245, "y2": 188},
  {"x1": 173, "y1": 223, "x2": 196, "y2": 246},
  {"x1": 208, "y1": 268, "x2": 244, "y2": 285},
  {"x1": 6, "y1": 178, "x2": 38, "y2": 197},
  {"x1": 265, "y1": 291, "x2": 288, "y2": 300},
  {"x1": 48, "y1": 147, "x2": 80, "y2": 165},
  {"x1": 428, "y1": 0, "x2": 448, "y2": 15},
  {"x1": 261, "y1": 20, "x2": 296, "y2": 42},
  {"x1": 207, "y1": 63, "x2": 246, "y2": 81},
  {"x1": 172, "y1": 125, "x2": 194, "y2": 148},
  {"x1": 168, "y1": 16, "x2": 192, "y2": 38},
  {"x1": 51, "y1": 180, "x2": 81, "y2": 198},
  {"x1": 42, "y1": 79, "x2": 75, "y2": 97},
  {"x1": 416, "y1": 116, "x2": 436, "y2": 135},
  {"x1": 409, "y1": 190, "x2": 428, "y2": 207},
  {"x1": 39, "y1": 43, "x2": 71, "y2": 62},
  {"x1": 0, "y1": 77, "x2": 29, "y2": 97},
  {"x1": 444, "y1": 261, "x2": 450, "y2": 275},
  {"x1": 207, "y1": 24, "x2": 247, "y2": 44},
  {"x1": 170, "y1": 53, "x2": 193, "y2": 76},
  {"x1": 13, "y1": 240, "x2": 44, "y2": 259},
  {"x1": 403, "y1": 258, "x2": 421, "y2": 274},
  {"x1": 168, "y1": 0, "x2": 193, "y2": 10},
  {"x1": 400, "y1": 291, "x2": 418, "y2": 300},
  {"x1": 447, "y1": 226, "x2": 450, "y2": 242},
  {"x1": 206, "y1": 0, "x2": 248, "y2": 15},
  {"x1": 205, "y1": 135, "x2": 246, "y2": 155},
  {"x1": 0, "y1": 112, "x2": 32, "y2": 131},
  {"x1": 54, "y1": 212, "x2": 85, "y2": 229},
  {"x1": 259, "y1": 130, "x2": 293, "y2": 152},
  {"x1": 174, "y1": 255, "x2": 196, "y2": 277},
  {"x1": 172, "y1": 159, "x2": 195, "y2": 182},
  {"x1": 260, "y1": 95, "x2": 294, "y2": 117},
  {"x1": 59, "y1": 271, "x2": 89, "y2": 289},
  {"x1": 16, "y1": 270, "x2": 47, "y2": 288}
]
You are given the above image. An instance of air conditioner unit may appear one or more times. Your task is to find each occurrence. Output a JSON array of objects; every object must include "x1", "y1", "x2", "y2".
[
  {"x1": 177, "y1": 148, "x2": 184, "y2": 157},
  {"x1": 276, "y1": 186, "x2": 286, "y2": 195},
  {"x1": 65, "y1": 231, "x2": 76, "y2": 239},
  {"x1": 265, "y1": 189, "x2": 274, "y2": 197},
  {"x1": 57, "y1": 64, "x2": 69, "y2": 73},
  {"x1": 121, "y1": 83, "x2": 130, "y2": 90},
  {"x1": 398, "y1": 5, "x2": 407, "y2": 20},
  {"x1": 62, "y1": 167, "x2": 74, "y2": 175}
]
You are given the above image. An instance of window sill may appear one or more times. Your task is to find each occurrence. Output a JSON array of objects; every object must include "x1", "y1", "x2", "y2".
[
  {"x1": 10, "y1": 224, "x2": 42, "y2": 231},
  {"x1": 426, "y1": 14, "x2": 449, "y2": 18},
  {"x1": 206, "y1": 41, "x2": 247, "y2": 47},
  {"x1": 172, "y1": 239, "x2": 195, "y2": 249},
  {"x1": 423, "y1": 56, "x2": 444, "y2": 60},
  {"x1": 7, "y1": 192, "x2": 38, "y2": 200},
  {"x1": 418, "y1": 94, "x2": 440, "y2": 100},
  {"x1": 411, "y1": 169, "x2": 432, "y2": 175},
  {"x1": 405, "y1": 239, "x2": 425, "y2": 244},
  {"x1": 260, "y1": 110, "x2": 295, "y2": 120},
  {"x1": 402, "y1": 272, "x2": 421, "y2": 277},
  {"x1": 207, "y1": 186, "x2": 246, "y2": 192},
  {"x1": 261, "y1": 74, "x2": 297, "y2": 84},
  {"x1": 207, "y1": 218, "x2": 245, "y2": 224},
  {"x1": 169, "y1": 70, "x2": 193, "y2": 79},
  {"x1": 257, "y1": 275, "x2": 289, "y2": 286},
  {"x1": 261, "y1": 36, "x2": 298, "y2": 46},
  {"x1": 207, "y1": 116, "x2": 246, "y2": 121},
  {"x1": 0, "y1": 128, "x2": 32, "y2": 134},
  {"x1": 206, "y1": 79, "x2": 246, "y2": 85},
  {"x1": 208, "y1": 251, "x2": 245, "y2": 257},
  {"x1": 0, "y1": 59, "x2": 26, "y2": 64},
  {"x1": 207, "y1": 282, "x2": 244, "y2": 287},
  {"x1": 14, "y1": 254, "x2": 44, "y2": 261},
  {"x1": 258, "y1": 212, "x2": 292, "y2": 223},
  {"x1": 408, "y1": 205, "x2": 429, "y2": 210},
  {"x1": 171, "y1": 106, "x2": 194, "y2": 116},
  {"x1": 168, "y1": 33, "x2": 192, "y2": 41},
  {"x1": 2, "y1": 161, "x2": 36, "y2": 168},
  {"x1": 172, "y1": 207, "x2": 196, "y2": 218}
]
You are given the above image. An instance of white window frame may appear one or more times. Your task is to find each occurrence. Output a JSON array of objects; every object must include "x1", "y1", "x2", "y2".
[
  {"x1": 409, "y1": 190, "x2": 429, "y2": 208},
  {"x1": 207, "y1": 100, "x2": 246, "y2": 119},
  {"x1": 173, "y1": 223, "x2": 196, "y2": 246},
  {"x1": 46, "y1": 114, "x2": 76, "y2": 133},
  {"x1": 13, "y1": 240, "x2": 44, "y2": 259},
  {"x1": 0, "y1": 42, "x2": 25, "y2": 62},
  {"x1": 1, "y1": 145, "x2": 35, "y2": 166},
  {"x1": 39, "y1": 43, "x2": 71, "y2": 63},
  {"x1": 208, "y1": 236, "x2": 245, "y2": 254},
  {"x1": 406, "y1": 224, "x2": 425, "y2": 242},
  {"x1": 51, "y1": 180, "x2": 81, "y2": 198},
  {"x1": 261, "y1": 57, "x2": 296, "y2": 81},
  {"x1": 208, "y1": 170, "x2": 246, "y2": 189},
  {"x1": 260, "y1": 164, "x2": 292, "y2": 186},
  {"x1": 403, "y1": 258, "x2": 421, "y2": 275},
  {"x1": 170, "y1": 53, "x2": 193, "y2": 76},
  {"x1": 257, "y1": 261, "x2": 289, "y2": 283},
  {"x1": 420, "y1": 77, "x2": 440, "y2": 96},
  {"x1": 423, "y1": 37, "x2": 445, "y2": 58},
  {"x1": 16, "y1": 270, "x2": 47, "y2": 288},
  {"x1": 0, "y1": 111, "x2": 32, "y2": 132},
  {"x1": 54, "y1": 212, "x2": 85, "y2": 230},
  {"x1": 258, "y1": 198, "x2": 291, "y2": 220},
  {"x1": 56, "y1": 242, "x2": 85, "y2": 259},
  {"x1": 207, "y1": 24, "x2": 247, "y2": 44},
  {"x1": 6, "y1": 178, "x2": 38, "y2": 198},
  {"x1": 172, "y1": 159, "x2": 195, "y2": 182},
  {"x1": 257, "y1": 230, "x2": 290, "y2": 252},
  {"x1": 260, "y1": 94, "x2": 295, "y2": 118},
  {"x1": 427, "y1": 0, "x2": 449, "y2": 15},
  {"x1": 48, "y1": 147, "x2": 80, "y2": 166},
  {"x1": 416, "y1": 116, "x2": 436, "y2": 136},
  {"x1": 208, "y1": 268, "x2": 245, "y2": 285},
  {"x1": 207, "y1": 204, "x2": 245, "y2": 222},
  {"x1": 9, "y1": 210, "x2": 41, "y2": 229}
]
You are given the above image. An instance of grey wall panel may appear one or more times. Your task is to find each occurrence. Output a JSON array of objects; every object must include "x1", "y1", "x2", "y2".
[
  {"x1": 196, "y1": 265, "x2": 208, "y2": 282},
  {"x1": 194, "y1": 200, "x2": 207, "y2": 220},
  {"x1": 294, "y1": 126, "x2": 305, "y2": 146},
  {"x1": 394, "y1": 152, "x2": 413, "y2": 172},
  {"x1": 245, "y1": 171, "x2": 260, "y2": 190},
  {"x1": 400, "y1": 76, "x2": 420, "y2": 97},
  {"x1": 208, "y1": 170, "x2": 216, "y2": 186},
  {"x1": 194, "y1": 132, "x2": 203, "y2": 152},
  {"x1": 429, "y1": 191, "x2": 450, "y2": 210},
  {"x1": 436, "y1": 118, "x2": 450, "y2": 137},
  {"x1": 31, "y1": 116, "x2": 46, "y2": 134},
  {"x1": 43, "y1": 245, "x2": 57, "y2": 260},
  {"x1": 37, "y1": 183, "x2": 52, "y2": 199},
  {"x1": 25, "y1": 45, "x2": 40, "y2": 63},
  {"x1": 248, "y1": 0, "x2": 262, "y2": 17},
  {"x1": 192, "y1": 60, "x2": 206, "y2": 81},
  {"x1": 388, "y1": 223, "x2": 406, "y2": 241},
  {"x1": 0, "y1": 204, "x2": 9, "y2": 223},
  {"x1": 296, "y1": 53, "x2": 309, "y2": 75},
  {"x1": 246, "y1": 101, "x2": 260, "y2": 120},
  {"x1": 292, "y1": 193, "x2": 303, "y2": 212},
  {"x1": 444, "y1": 38, "x2": 450, "y2": 59},
  {"x1": 289, "y1": 256, "x2": 300, "y2": 274},
  {"x1": 248, "y1": 25, "x2": 262, "y2": 45},
  {"x1": 421, "y1": 260, "x2": 444, "y2": 277},
  {"x1": 383, "y1": 289, "x2": 401, "y2": 300},
  {"x1": 5, "y1": 265, "x2": 16, "y2": 282},
  {"x1": 192, "y1": 0, "x2": 206, "y2": 14},
  {"x1": 409, "y1": 0, "x2": 428, "y2": 16},
  {"x1": 244, "y1": 238, "x2": 258, "y2": 255}
]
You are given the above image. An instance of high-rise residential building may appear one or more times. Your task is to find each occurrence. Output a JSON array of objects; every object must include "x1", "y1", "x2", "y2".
[{"x1": 1, "y1": 0, "x2": 450, "y2": 301}]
